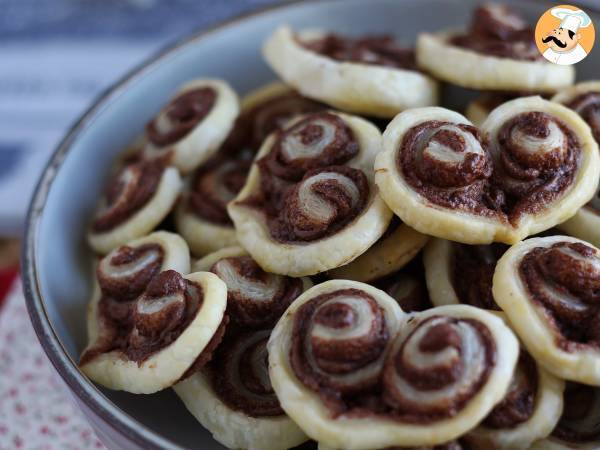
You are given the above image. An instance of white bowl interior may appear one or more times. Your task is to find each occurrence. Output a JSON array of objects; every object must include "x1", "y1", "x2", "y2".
[{"x1": 33, "y1": 0, "x2": 600, "y2": 448}]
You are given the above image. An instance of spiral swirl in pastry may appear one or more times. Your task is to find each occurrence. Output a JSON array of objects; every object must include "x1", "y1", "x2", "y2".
[
  {"x1": 383, "y1": 315, "x2": 495, "y2": 421},
  {"x1": 566, "y1": 92, "x2": 600, "y2": 144},
  {"x1": 494, "y1": 236, "x2": 600, "y2": 385},
  {"x1": 397, "y1": 119, "x2": 496, "y2": 216},
  {"x1": 209, "y1": 329, "x2": 282, "y2": 416},
  {"x1": 147, "y1": 87, "x2": 217, "y2": 147},
  {"x1": 519, "y1": 241, "x2": 600, "y2": 348},
  {"x1": 260, "y1": 112, "x2": 359, "y2": 182},
  {"x1": 290, "y1": 288, "x2": 390, "y2": 402},
  {"x1": 92, "y1": 159, "x2": 166, "y2": 233},
  {"x1": 96, "y1": 243, "x2": 164, "y2": 301},
  {"x1": 210, "y1": 254, "x2": 303, "y2": 328}
]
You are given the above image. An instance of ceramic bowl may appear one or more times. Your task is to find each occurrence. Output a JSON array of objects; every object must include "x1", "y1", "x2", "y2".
[{"x1": 22, "y1": 0, "x2": 600, "y2": 448}]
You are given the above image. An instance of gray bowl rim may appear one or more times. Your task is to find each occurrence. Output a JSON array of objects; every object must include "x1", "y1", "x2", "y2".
[{"x1": 20, "y1": 0, "x2": 596, "y2": 449}]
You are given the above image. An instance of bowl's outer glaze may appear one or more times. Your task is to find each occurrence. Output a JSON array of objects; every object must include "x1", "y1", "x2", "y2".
[{"x1": 22, "y1": 0, "x2": 600, "y2": 448}]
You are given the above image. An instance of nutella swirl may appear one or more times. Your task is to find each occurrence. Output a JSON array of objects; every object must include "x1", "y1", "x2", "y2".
[
  {"x1": 552, "y1": 383, "x2": 600, "y2": 443},
  {"x1": 566, "y1": 92, "x2": 600, "y2": 214},
  {"x1": 382, "y1": 315, "x2": 496, "y2": 422},
  {"x1": 482, "y1": 352, "x2": 537, "y2": 429},
  {"x1": 97, "y1": 243, "x2": 164, "y2": 300},
  {"x1": 92, "y1": 159, "x2": 166, "y2": 233},
  {"x1": 270, "y1": 166, "x2": 369, "y2": 242},
  {"x1": 450, "y1": 243, "x2": 508, "y2": 310},
  {"x1": 260, "y1": 112, "x2": 359, "y2": 182},
  {"x1": 209, "y1": 329, "x2": 284, "y2": 417},
  {"x1": 210, "y1": 255, "x2": 303, "y2": 328},
  {"x1": 290, "y1": 289, "x2": 390, "y2": 411},
  {"x1": 188, "y1": 156, "x2": 251, "y2": 225},
  {"x1": 398, "y1": 120, "x2": 497, "y2": 218},
  {"x1": 450, "y1": 4, "x2": 540, "y2": 61},
  {"x1": 300, "y1": 33, "x2": 417, "y2": 70},
  {"x1": 519, "y1": 241, "x2": 600, "y2": 350},
  {"x1": 492, "y1": 112, "x2": 581, "y2": 222},
  {"x1": 147, "y1": 87, "x2": 216, "y2": 147}
]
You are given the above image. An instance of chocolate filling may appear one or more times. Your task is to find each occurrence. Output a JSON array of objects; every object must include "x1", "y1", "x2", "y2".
[
  {"x1": 566, "y1": 91, "x2": 600, "y2": 214},
  {"x1": 208, "y1": 329, "x2": 284, "y2": 417},
  {"x1": 210, "y1": 255, "x2": 304, "y2": 328},
  {"x1": 397, "y1": 112, "x2": 582, "y2": 224},
  {"x1": 146, "y1": 87, "x2": 216, "y2": 147},
  {"x1": 483, "y1": 352, "x2": 537, "y2": 429},
  {"x1": 81, "y1": 270, "x2": 221, "y2": 371},
  {"x1": 381, "y1": 316, "x2": 496, "y2": 423},
  {"x1": 519, "y1": 242, "x2": 600, "y2": 351},
  {"x1": 449, "y1": 4, "x2": 541, "y2": 61},
  {"x1": 553, "y1": 383, "x2": 600, "y2": 443},
  {"x1": 242, "y1": 112, "x2": 368, "y2": 243},
  {"x1": 92, "y1": 158, "x2": 166, "y2": 233},
  {"x1": 450, "y1": 243, "x2": 508, "y2": 310},
  {"x1": 187, "y1": 155, "x2": 252, "y2": 225},
  {"x1": 97, "y1": 243, "x2": 164, "y2": 301},
  {"x1": 300, "y1": 33, "x2": 417, "y2": 70}
]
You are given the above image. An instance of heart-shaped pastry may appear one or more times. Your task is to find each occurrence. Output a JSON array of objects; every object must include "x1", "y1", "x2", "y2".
[{"x1": 375, "y1": 97, "x2": 600, "y2": 244}]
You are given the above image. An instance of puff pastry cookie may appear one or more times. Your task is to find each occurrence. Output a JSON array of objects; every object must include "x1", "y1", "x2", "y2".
[
  {"x1": 375, "y1": 97, "x2": 600, "y2": 244},
  {"x1": 88, "y1": 158, "x2": 182, "y2": 254},
  {"x1": 268, "y1": 280, "x2": 519, "y2": 449},
  {"x1": 416, "y1": 4, "x2": 574, "y2": 92},
  {"x1": 531, "y1": 383, "x2": 600, "y2": 450},
  {"x1": 328, "y1": 217, "x2": 428, "y2": 282},
  {"x1": 175, "y1": 83, "x2": 326, "y2": 256},
  {"x1": 424, "y1": 238, "x2": 508, "y2": 309},
  {"x1": 493, "y1": 236, "x2": 600, "y2": 385},
  {"x1": 465, "y1": 345, "x2": 564, "y2": 450},
  {"x1": 80, "y1": 232, "x2": 228, "y2": 394},
  {"x1": 229, "y1": 111, "x2": 393, "y2": 276},
  {"x1": 143, "y1": 79, "x2": 239, "y2": 174},
  {"x1": 553, "y1": 81, "x2": 600, "y2": 247},
  {"x1": 175, "y1": 246, "x2": 310, "y2": 450},
  {"x1": 263, "y1": 27, "x2": 438, "y2": 117}
]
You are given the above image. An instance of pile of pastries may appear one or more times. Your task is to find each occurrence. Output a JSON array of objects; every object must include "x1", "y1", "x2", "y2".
[{"x1": 79, "y1": 4, "x2": 600, "y2": 450}]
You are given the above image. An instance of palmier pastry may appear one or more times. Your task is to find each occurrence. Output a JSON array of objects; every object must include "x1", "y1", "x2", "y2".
[
  {"x1": 328, "y1": 217, "x2": 429, "y2": 282},
  {"x1": 175, "y1": 247, "x2": 311, "y2": 450},
  {"x1": 80, "y1": 232, "x2": 228, "y2": 394},
  {"x1": 416, "y1": 4, "x2": 574, "y2": 92},
  {"x1": 423, "y1": 238, "x2": 507, "y2": 309},
  {"x1": 493, "y1": 235, "x2": 600, "y2": 385},
  {"x1": 88, "y1": 157, "x2": 182, "y2": 254},
  {"x1": 143, "y1": 79, "x2": 239, "y2": 174},
  {"x1": 175, "y1": 83, "x2": 325, "y2": 256},
  {"x1": 263, "y1": 27, "x2": 438, "y2": 117},
  {"x1": 531, "y1": 383, "x2": 600, "y2": 450},
  {"x1": 317, "y1": 441, "x2": 466, "y2": 450},
  {"x1": 465, "y1": 336, "x2": 565, "y2": 450},
  {"x1": 375, "y1": 97, "x2": 600, "y2": 244},
  {"x1": 229, "y1": 111, "x2": 393, "y2": 276},
  {"x1": 553, "y1": 81, "x2": 600, "y2": 247},
  {"x1": 268, "y1": 280, "x2": 519, "y2": 449}
]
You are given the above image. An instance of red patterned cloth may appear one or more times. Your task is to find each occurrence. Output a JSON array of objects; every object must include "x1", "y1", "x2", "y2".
[{"x1": 0, "y1": 281, "x2": 106, "y2": 450}]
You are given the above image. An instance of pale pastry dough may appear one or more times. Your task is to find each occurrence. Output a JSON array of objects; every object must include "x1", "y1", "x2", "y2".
[
  {"x1": 81, "y1": 233, "x2": 227, "y2": 394},
  {"x1": 465, "y1": 350, "x2": 565, "y2": 450},
  {"x1": 269, "y1": 279, "x2": 519, "y2": 449},
  {"x1": 375, "y1": 98, "x2": 600, "y2": 244},
  {"x1": 88, "y1": 163, "x2": 182, "y2": 255},
  {"x1": 263, "y1": 27, "x2": 438, "y2": 118},
  {"x1": 143, "y1": 79, "x2": 239, "y2": 174},
  {"x1": 416, "y1": 32, "x2": 574, "y2": 92},
  {"x1": 493, "y1": 236, "x2": 600, "y2": 385},
  {"x1": 328, "y1": 221, "x2": 428, "y2": 282},
  {"x1": 552, "y1": 81, "x2": 600, "y2": 247},
  {"x1": 423, "y1": 238, "x2": 461, "y2": 307},
  {"x1": 174, "y1": 371, "x2": 307, "y2": 450},
  {"x1": 228, "y1": 111, "x2": 393, "y2": 277},
  {"x1": 465, "y1": 98, "x2": 491, "y2": 127}
]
